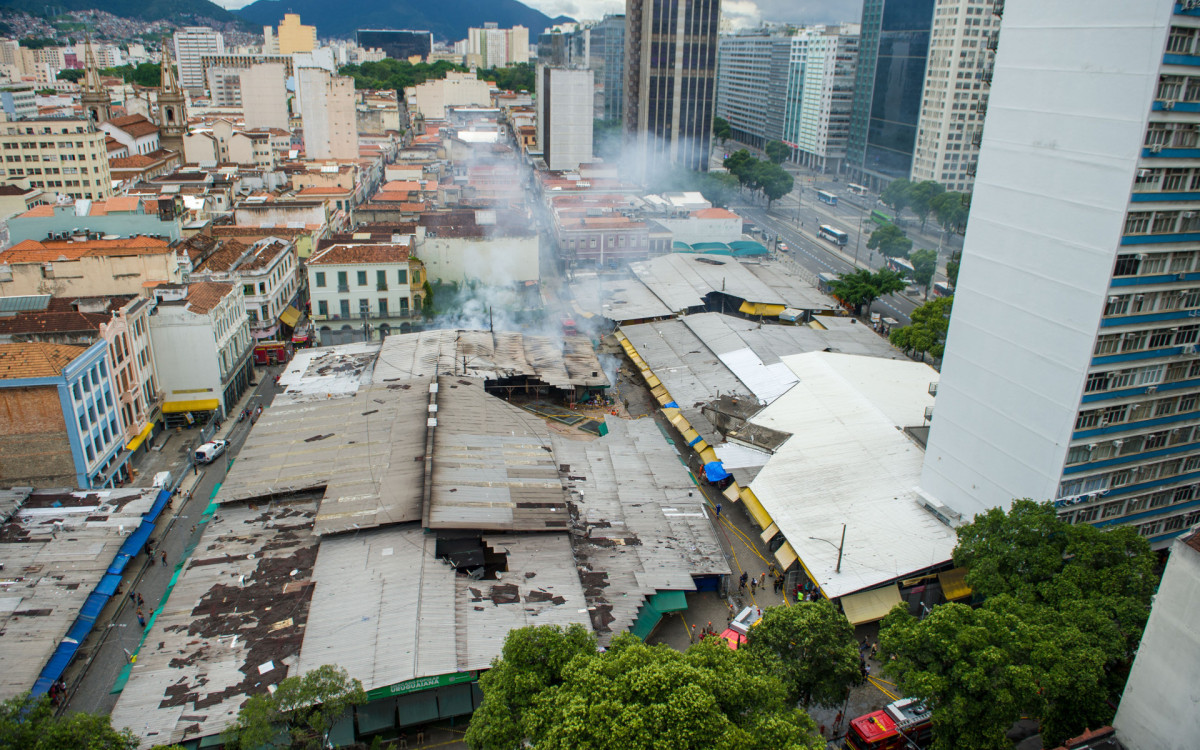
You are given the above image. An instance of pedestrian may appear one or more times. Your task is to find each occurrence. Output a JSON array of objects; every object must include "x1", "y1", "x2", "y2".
[
  {"x1": 750, "y1": 578, "x2": 757, "y2": 593},
  {"x1": 136, "y1": 608, "x2": 146, "y2": 628},
  {"x1": 714, "y1": 502, "x2": 721, "y2": 517},
  {"x1": 871, "y1": 642, "x2": 878, "y2": 658},
  {"x1": 759, "y1": 572, "x2": 765, "y2": 587},
  {"x1": 160, "y1": 550, "x2": 168, "y2": 567},
  {"x1": 128, "y1": 590, "x2": 137, "y2": 605},
  {"x1": 727, "y1": 601, "x2": 735, "y2": 619},
  {"x1": 136, "y1": 593, "x2": 144, "y2": 607},
  {"x1": 689, "y1": 624, "x2": 696, "y2": 643},
  {"x1": 862, "y1": 637, "x2": 870, "y2": 651}
]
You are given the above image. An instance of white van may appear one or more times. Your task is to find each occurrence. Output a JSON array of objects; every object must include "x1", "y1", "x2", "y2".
[{"x1": 194, "y1": 439, "x2": 229, "y2": 465}]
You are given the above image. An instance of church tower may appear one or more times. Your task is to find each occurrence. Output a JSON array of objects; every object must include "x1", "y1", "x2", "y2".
[
  {"x1": 80, "y1": 37, "x2": 111, "y2": 125},
  {"x1": 157, "y1": 38, "x2": 187, "y2": 154}
]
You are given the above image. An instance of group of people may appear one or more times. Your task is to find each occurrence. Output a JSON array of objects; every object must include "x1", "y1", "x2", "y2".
[
  {"x1": 47, "y1": 678, "x2": 67, "y2": 706},
  {"x1": 737, "y1": 567, "x2": 787, "y2": 596}
]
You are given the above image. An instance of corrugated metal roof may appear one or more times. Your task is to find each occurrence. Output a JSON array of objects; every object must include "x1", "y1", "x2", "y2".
[
  {"x1": 630, "y1": 253, "x2": 787, "y2": 312},
  {"x1": 0, "y1": 295, "x2": 51, "y2": 314},
  {"x1": 0, "y1": 488, "x2": 158, "y2": 701},
  {"x1": 568, "y1": 274, "x2": 674, "y2": 323},
  {"x1": 555, "y1": 419, "x2": 730, "y2": 643},
  {"x1": 745, "y1": 353, "x2": 955, "y2": 600}
]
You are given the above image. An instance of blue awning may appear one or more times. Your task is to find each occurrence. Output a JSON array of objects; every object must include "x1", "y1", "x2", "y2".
[{"x1": 704, "y1": 461, "x2": 730, "y2": 482}]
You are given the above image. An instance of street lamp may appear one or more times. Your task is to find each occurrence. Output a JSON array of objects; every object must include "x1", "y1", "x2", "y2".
[
  {"x1": 808, "y1": 524, "x2": 847, "y2": 573},
  {"x1": 854, "y1": 216, "x2": 871, "y2": 268}
]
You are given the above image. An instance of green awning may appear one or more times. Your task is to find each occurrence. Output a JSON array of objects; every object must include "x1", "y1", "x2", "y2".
[
  {"x1": 650, "y1": 590, "x2": 688, "y2": 613},
  {"x1": 629, "y1": 600, "x2": 663, "y2": 640}
]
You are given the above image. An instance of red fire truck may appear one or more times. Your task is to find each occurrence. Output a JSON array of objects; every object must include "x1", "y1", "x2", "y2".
[{"x1": 844, "y1": 698, "x2": 932, "y2": 750}]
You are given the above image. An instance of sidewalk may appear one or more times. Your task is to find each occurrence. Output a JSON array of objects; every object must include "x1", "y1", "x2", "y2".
[{"x1": 64, "y1": 370, "x2": 281, "y2": 717}]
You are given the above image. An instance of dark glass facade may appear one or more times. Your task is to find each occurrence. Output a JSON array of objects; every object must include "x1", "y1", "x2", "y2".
[
  {"x1": 846, "y1": 0, "x2": 934, "y2": 185},
  {"x1": 356, "y1": 30, "x2": 433, "y2": 62}
]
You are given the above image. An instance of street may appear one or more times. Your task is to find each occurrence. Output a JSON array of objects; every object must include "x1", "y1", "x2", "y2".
[{"x1": 64, "y1": 370, "x2": 283, "y2": 718}]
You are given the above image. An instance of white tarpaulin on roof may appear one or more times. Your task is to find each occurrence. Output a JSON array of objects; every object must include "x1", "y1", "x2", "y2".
[{"x1": 718, "y1": 348, "x2": 798, "y2": 404}]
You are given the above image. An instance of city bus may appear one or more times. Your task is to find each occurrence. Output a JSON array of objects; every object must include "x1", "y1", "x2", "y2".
[
  {"x1": 887, "y1": 257, "x2": 915, "y2": 279},
  {"x1": 818, "y1": 225, "x2": 849, "y2": 246},
  {"x1": 844, "y1": 698, "x2": 933, "y2": 750},
  {"x1": 848, "y1": 183, "x2": 869, "y2": 197},
  {"x1": 816, "y1": 189, "x2": 838, "y2": 206},
  {"x1": 870, "y1": 209, "x2": 895, "y2": 227},
  {"x1": 932, "y1": 281, "x2": 954, "y2": 298}
]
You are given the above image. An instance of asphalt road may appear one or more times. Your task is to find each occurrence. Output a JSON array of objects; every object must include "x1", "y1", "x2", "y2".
[{"x1": 65, "y1": 371, "x2": 283, "y2": 718}]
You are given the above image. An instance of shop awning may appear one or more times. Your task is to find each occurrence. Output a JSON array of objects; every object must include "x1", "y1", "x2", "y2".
[
  {"x1": 124, "y1": 421, "x2": 155, "y2": 452},
  {"x1": 840, "y1": 584, "x2": 903, "y2": 626},
  {"x1": 162, "y1": 398, "x2": 219, "y2": 414},
  {"x1": 649, "y1": 590, "x2": 688, "y2": 614},
  {"x1": 938, "y1": 567, "x2": 972, "y2": 601},
  {"x1": 279, "y1": 305, "x2": 301, "y2": 327},
  {"x1": 774, "y1": 541, "x2": 798, "y2": 570},
  {"x1": 760, "y1": 522, "x2": 779, "y2": 543}
]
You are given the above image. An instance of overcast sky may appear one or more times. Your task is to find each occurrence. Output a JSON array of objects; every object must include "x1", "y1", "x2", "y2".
[{"x1": 211, "y1": 0, "x2": 864, "y2": 27}]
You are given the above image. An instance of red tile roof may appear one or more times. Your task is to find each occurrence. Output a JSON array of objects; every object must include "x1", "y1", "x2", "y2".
[
  {"x1": 0, "y1": 237, "x2": 171, "y2": 263},
  {"x1": 0, "y1": 342, "x2": 87, "y2": 379},
  {"x1": 185, "y1": 282, "x2": 234, "y2": 315},
  {"x1": 0, "y1": 311, "x2": 109, "y2": 336},
  {"x1": 106, "y1": 114, "x2": 159, "y2": 138},
  {"x1": 308, "y1": 243, "x2": 411, "y2": 265}
]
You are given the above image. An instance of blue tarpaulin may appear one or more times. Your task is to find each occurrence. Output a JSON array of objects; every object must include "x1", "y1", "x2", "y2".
[
  {"x1": 688, "y1": 435, "x2": 703, "y2": 446},
  {"x1": 704, "y1": 461, "x2": 730, "y2": 482},
  {"x1": 664, "y1": 401, "x2": 678, "y2": 408}
]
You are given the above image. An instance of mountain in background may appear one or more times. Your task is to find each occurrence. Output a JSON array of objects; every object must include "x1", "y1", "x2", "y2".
[
  {"x1": 236, "y1": 0, "x2": 573, "y2": 42},
  {"x1": 0, "y1": 0, "x2": 243, "y2": 26}
]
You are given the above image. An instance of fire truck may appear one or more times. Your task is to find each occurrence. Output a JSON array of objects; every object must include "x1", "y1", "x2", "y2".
[{"x1": 844, "y1": 698, "x2": 933, "y2": 750}]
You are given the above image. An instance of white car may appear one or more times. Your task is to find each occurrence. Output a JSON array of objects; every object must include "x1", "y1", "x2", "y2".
[{"x1": 195, "y1": 439, "x2": 229, "y2": 465}]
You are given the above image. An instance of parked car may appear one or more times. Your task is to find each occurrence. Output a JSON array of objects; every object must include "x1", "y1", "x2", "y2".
[{"x1": 195, "y1": 439, "x2": 229, "y2": 465}]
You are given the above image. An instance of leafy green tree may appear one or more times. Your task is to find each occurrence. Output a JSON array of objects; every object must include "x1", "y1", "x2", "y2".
[
  {"x1": 477, "y1": 62, "x2": 535, "y2": 92},
  {"x1": 56, "y1": 68, "x2": 84, "y2": 83},
  {"x1": 465, "y1": 624, "x2": 597, "y2": 750},
  {"x1": 828, "y1": 269, "x2": 906, "y2": 317},
  {"x1": 758, "y1": 162, "x2": 795, "y2": 209},
  {"x1": 744, "y1": 600, "x2": 860, "y2": 707},
  {"x1": 880, "y1": 500, "x2": 1159, "y2": 749},
  {"x1": 909, "y1": 248, "x2": 938, "y2": 297},
  {"x1": 698, "y1": 171, "x2": 741, "y2": 208},
  {"x1": 421, "y1": 280, "x2": 435, "y2": 319},
  {"x1": 889, "y1": 296, "x2": 952, "y2": 359},
  {"x1": 223, "y1": 665, "x2": 366, "y2": 750},
  {"x1": 713, "y1": 116, "x2": 732, "y2": 144},
  {"x1": 723, "y1": 149, "x2": 755, "y2": 189},
  {"x1": 0, "y1": 692, "x2": 138, "y2": 750},
  {"x1": 932, "y1": 192, "x2": 969, "y2": 235},
  {"x1": 519, "y1": 634, "x2": 824, "y2": 750},
  {"x1": 880, "y1": 178, "x2": 912, "y2": 218},
  {"x1": 100, "y1": 62, "x2": 162, "y2": 88},
  {"x1": 764, "y1": 139, "x2": 792, "y2": 165},
  {"x1": 908, "y1": 180, "x2": 946, "y2": 230},
  {"x1": 945, "y1": 251, "x2": 961, "y2": 287},
  {"x1": 866, "y1": 222, "x2": 913, "y2": 259},
  {"x1": 340, "y1": 59, "x2": 466, "y2": 96}
]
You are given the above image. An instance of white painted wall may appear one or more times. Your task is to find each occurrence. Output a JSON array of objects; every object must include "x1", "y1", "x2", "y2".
[
  {"x1": 417, "y1": 234, "x2": 539, "y2": 285},
  {"x1": 920, "y1": 0, "x2": 1175, "y2": 519}
]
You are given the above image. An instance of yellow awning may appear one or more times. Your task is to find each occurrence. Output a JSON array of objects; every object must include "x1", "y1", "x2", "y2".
[
  {"x1": 722, "y1": 482, "x2": 741, "y2": 502},
  {"x1": 163, "y1": 398, "x2": 220, "y2": 414},
  {"x1": 840, "y1": 584, "x2": 903, "y2": 625},
  {"x1": 125, "y1": 421, "x2": 155, "y2": 451},
  {"x1": 774, "y1": 541, "x2": 798, "y2": 570},
  {"x1": 279, "y1": 305, "x2": 301, "y2": 327},
  {"x1": 739, "y1": 487, "x2": 774, "y2": 530},
  {"x1": 760, "y1": 522, "x2": 779, "y2": 543},
  {"x1": 938, "y1": 567, "x2": 972, "y2": 601}
]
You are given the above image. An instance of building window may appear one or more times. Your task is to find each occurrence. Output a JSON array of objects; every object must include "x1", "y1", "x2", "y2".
[
  {"x1": 318, "y1": 300, "x2": 328, "y2": 317},
  {"x1": 357, "y1": 271, "x2": 367, "y2": 286},
  {"x1": 340, "y1": 299, "x2": 350, "y2": 317},
  {"x1": 379, "y1": 298, "x2": 388, "y2": 315},
  {"x1": 1124, "y1": 212, "x2": 1151, "y2": 234},
  {"x1": 377, "y1": 270, "x2": 387, "y2": 291},
  {"x1": 337, "y1": 271, "x2": 348, "y2": 291},
  {"x1": 397, "y1": 269, "x2": 408, "y2": 285},
  {"x1": 315, "y1": 271, "x2": 326, "y2": 288}
]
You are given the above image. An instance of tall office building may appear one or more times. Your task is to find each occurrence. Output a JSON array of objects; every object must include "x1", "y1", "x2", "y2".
[
  {"x1": 277, "y1": 13, "x2": 317, "y2": 55},
  {"x1": 537, "y1": 65, "x2": 594, "y2": 171},
  {"x1": 715, "y1": 32, "x2": 792, "y2": 151},
  {"x1": 241, "y1": 63, "x2": 290, "y2": 131},
  {"x1": 356, "y1": 30, "x2": 433, "y2": 62},
  {"x1": 297, "y1": 68, "x2": 358, "y2": 160},
  {"x1": 921, "y1": 0, "x2": 1200, "y2": 546},
  {"x1": 468, "y1": 24, "x2": 530, "y2": 67},
  {"x1": 624, "y1": 0, "x2": 721, "y2": 176},
  {"x1": 846, "y1": 0, "x2": 935, "y2": 189},
  {"x1": 788, "y1": 25, "x2": 859, "y2": 174},
  {"x1": 173, "y1": 26, "x2": 225, "y2": 93},
  {"x1": 559, "y1": 16, "x2": 626, "y2": 121},
  {"x1": 910, "y1": 0, "x2": 1001, "y2": 192}
]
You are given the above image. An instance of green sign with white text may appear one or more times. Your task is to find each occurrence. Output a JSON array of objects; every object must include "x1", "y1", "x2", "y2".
[{"x1": 366, "y1": 671, "x2": 477, "y2": 701}]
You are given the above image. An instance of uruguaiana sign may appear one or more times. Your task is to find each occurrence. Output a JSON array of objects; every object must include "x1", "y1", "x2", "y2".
[{"x1": 366, "y1": 671, "x2": 477, "y2": 701}]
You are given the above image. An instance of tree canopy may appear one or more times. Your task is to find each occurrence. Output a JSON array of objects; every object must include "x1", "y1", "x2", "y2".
[
  {"x1": 339, "y1": 59, "x2": 466, "y2": 94},
  {"x1": 880, "y1": 178, "x2": 913, "y2": 217},
  {"x1": 945, "y1": 251, "x2": 961, "y2": 287},
  {"x1": 932, "y1": 192, "x2": 970, "y2": 235},
  {"x1": 889, "y1": 295, "x2": 952, "y2": 359},
  {"x1": 879, "y1": 500, "x2": 1159, "y2": 749},
  {"x1": 722, "y1": 150, "x2": 792, "y2": 208},
  {"x1": 467, "y1": 626, "x2": 824, "y2": 750},
  {"x1": 713, "y1": 116, "x2": 732, "y2": 143},
  {"x1": 866, "y1": 222, "x2": 912, "y2": 259},
  {"x1": 99, "y1": 62, "x2": 162, "y2": 88},
  {"x1": 764, "y1": 139, "x2": 792, "y2": 165},
  {"x1": 477, "y1": 63, "x2": 536, "y2": 92},
  {"x1": 56, "y1": 68, "x2": 84, "y2": 83},
  {"x1": 828, "y1": 268, "x2": 906, "y2": 317},
  {"x1": 649, "y1": 168, "x2": 741, "y2": 208},
  {"x1": 0, "y1": 692, "x2": 138, "y2": 750},
  {"x1": 908, "y1": 180, "x2": 946, "y2": 230},
  {"x1": 744, "y1": 600, "x2": 861, "y2": 707},
  {"x1": 909, "y1": 248, "x2": 938, "y2": 296},
  {"x1": 223, "y1": 665, "x2": 366, "y2": 750}
]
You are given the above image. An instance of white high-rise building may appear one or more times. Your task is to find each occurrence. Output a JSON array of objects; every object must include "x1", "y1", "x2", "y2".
[
  {"x1": 714, "y1": 32, "x2": 792, "y2": 151},
  {"x1": 537, "y1": 65, "x2": 593, "y2": 171},
  {"x1": 241, "y1": 63, "x2": 289, "y2": 131},
  {"x1": 921, "y1": 0, "x2": 1200, "y2": 547},
  {"x1": 788, "y1": 24, "x2": 859, "y2": 174},
  {"x1": 174, "y1": 26, "x2": 225, "y2": 93},
  {"x1": 910, "y1": 0, "x2": 1001, "y2": 192},
  {"x1": 297, "y1": 67, "x2": 357, "y2": 160},
  {"x1": 468, "y1": 24, "x2": 530, "y2": 67}
]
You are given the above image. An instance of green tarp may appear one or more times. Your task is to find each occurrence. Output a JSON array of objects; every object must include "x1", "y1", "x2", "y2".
[
  {"x1": 630, "y1": 600, "x2": 663, "y2": 640},
  {"x1": 650, "y1": 589, "x2": 688, "y2": 613}
]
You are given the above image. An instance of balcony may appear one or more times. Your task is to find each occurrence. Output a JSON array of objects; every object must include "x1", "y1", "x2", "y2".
[
  {"x1": 986, "y1": 31, "x2": 999, "y2": 52},
  {"x1": 377, "y1": 284, "x2": 388, "y2": 291},
  {"x1": 337, "y1": 285, "x2": 350, "y2": 293},
  {"x1": 928, "y1": 382, "x2": 939, "y2": 397}
]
